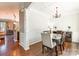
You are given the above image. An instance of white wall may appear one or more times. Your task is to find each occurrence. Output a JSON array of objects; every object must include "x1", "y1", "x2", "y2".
[
  {"x1": 27, "y1": 8, "x2": 49, "y2": 45},
  {"x1": 58, "y1": 13, "x2": 79, "y2": 42},
  {"x1": 26, "y1": 2, "x2": 79, "y2": 45}
]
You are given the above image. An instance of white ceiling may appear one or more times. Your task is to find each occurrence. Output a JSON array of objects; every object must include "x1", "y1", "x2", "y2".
[{"x1": 29, "y1": 2, "x2": 79, "y2": 15}]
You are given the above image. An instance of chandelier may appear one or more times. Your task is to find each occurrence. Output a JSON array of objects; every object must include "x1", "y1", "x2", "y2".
[{"x1": 53, "y1": 7, "x2": 61, "y2": 18}]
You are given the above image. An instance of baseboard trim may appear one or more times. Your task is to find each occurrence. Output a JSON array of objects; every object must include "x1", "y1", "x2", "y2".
[
  {"x1": 29, "y1": 39, "x2": 42, "y2": 45},
  {"x1": 72, "y1": 41, "x2": 79, "y2": 43},
  {"x1": 19, "y1": 42, "x2": 30, "y2": 51}
]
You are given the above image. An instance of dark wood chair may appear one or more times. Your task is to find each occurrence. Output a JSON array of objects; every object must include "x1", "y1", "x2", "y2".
[
  {"x1": 53, "y1": 31, "x2": 65, "y2": 53},
  {"x1": 58, "y1": 32, "x2": 66, "y2": 54},
  {"x1": 61, "y1": 32, "x2": 66, "y2": 49}
]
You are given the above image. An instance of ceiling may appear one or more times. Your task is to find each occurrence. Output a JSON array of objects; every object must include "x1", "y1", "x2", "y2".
[
  {"x1": 0, "y1": 2, "x2": 31, "y2": 9},
  {"x1": 29, "y1": 2, "x2": 79, "y2": 15}
]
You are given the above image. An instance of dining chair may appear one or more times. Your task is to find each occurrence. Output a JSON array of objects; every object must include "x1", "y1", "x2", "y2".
[
  {"x1": 60, "y1": 32, "x2": 66, "y2": 50},
  {"x1": 53, "y1": 31, "x2": 64, "y2": 54},
  {"x1": 52, "y1": 33, "x2": 62, "y2": 54},
  {"x1": 56, "y1": 32, "x2": 66, "y2": 54},
  {"x1": 41, "y1": 32, "x2": 58, "y2": 56}
]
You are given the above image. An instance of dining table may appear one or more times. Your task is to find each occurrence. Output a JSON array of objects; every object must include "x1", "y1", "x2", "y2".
[{"x1": 52, "y1": 33, "x2": 62, "y2": 45}]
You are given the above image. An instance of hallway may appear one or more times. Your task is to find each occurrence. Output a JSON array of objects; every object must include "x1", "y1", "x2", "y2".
[{"x1": 0, "y1": 35, "x2": 21, "y2": 56}]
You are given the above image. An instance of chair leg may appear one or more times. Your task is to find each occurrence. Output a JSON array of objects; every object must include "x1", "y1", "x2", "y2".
[
  {"x1": 63, "y1": 42, "x2": 65, "y2": 50},
  {"x1": 55, "y1": 46, "x2": 58, "y2": 56},
  {"x1": 42, "y1": 45, "x2": 44, "y2": 53},
  {"x1": 60, "y1": 44, "x2": 62, "y2": 54},
  {"x1": 48, "y1": 48, "x2": 52, "y2": 56}
]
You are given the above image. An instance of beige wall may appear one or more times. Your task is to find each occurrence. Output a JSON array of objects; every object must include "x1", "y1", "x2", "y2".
[
  {"x1": 6, "y1": 20, "x2": 14, "y2": 30},
  {"x1": 0, "y1": 6, "x2": 19, "y2": 21}
]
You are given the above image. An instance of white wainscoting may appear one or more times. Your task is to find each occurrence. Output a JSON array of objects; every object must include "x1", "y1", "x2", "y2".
[
  {"x1": 19, "y1": 32, "x2": 30, "y2": 50},
  {"x1": 72, "y1": 32, "x2": 79, "y2": 43}
]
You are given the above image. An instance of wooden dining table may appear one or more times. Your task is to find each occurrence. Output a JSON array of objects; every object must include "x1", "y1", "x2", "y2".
[{"x1": 52, "y1": 34, "x2": 62, "y2": 44}]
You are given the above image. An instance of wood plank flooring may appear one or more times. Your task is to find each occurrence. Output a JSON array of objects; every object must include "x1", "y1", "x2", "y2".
[{"x1": 0, "y1": 35, "x2": 79, "y2": 56}]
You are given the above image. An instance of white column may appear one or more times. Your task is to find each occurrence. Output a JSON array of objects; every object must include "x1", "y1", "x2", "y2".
[{"x1": 19, "y1": 8, "x2": 29, "y2": 50}]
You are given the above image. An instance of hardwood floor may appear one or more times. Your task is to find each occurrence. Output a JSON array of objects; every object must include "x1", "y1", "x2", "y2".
[{"x1": 0, "y1": 35, "x2": 79, "y2": 56}]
